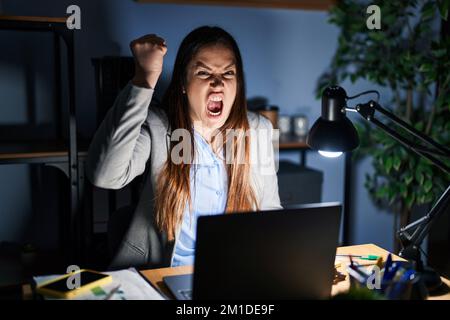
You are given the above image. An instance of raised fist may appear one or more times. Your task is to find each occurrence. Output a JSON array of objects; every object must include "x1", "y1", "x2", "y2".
[{"x1": 130, "y1": 34, "x2": 167, "y2": 88}]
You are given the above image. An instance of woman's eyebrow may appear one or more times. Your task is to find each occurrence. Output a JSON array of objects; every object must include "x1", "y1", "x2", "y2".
[
  {"x1": 223, "y1": 62, "x2": 236, "y2": 69},
  {"x1": 194, "y1": 61, "x2": 236, "y2": 70}
]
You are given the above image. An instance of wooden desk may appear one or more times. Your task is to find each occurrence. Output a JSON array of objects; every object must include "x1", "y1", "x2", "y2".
[{"x1": 140, "y1": 243, "x2": 450, "y2": 300}]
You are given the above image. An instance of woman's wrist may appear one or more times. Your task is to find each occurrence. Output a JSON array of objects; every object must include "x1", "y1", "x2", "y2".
[{"x1": 131, "y1": 71, "x2": 161, "y2": 89}]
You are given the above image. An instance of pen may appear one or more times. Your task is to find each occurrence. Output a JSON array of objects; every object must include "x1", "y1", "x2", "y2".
[
  {"x1": 103, "y1": 284, "x2": 121, "y2": 300},
  {"x1": 336, "y1": 254, "x2": 381, "y2": 260},
  {"x1": 382, "y1": 263, "x2": 400, "y2": 290},
  {"x1": 382, "y1": 254, "x2": 394, "y2": 284},
  {"x1": 387, "y1": 269, "x2": 415, "y2": 300},
  {"x1": 375, "y1": 256, "x2": 384, "y2": 268},
  {"x1": 346, "y1": 264, "x2": 370, "y2": 284}
]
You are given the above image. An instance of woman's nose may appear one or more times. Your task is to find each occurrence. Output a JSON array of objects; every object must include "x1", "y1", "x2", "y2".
[{"x1": 210, "y1": 75, "x2": 224, "y2": 87}]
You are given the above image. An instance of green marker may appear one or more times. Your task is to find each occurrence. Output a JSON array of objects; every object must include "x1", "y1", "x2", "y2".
[
  {"x1": 336, "y1": 254, "x2": 381, "y2": 260},
  {"x1": 91, "y1": 286, "x2": 106, "y2": 296},
  {"x1": 359, "y1": 255, "x2": 380, "y2": 260}
]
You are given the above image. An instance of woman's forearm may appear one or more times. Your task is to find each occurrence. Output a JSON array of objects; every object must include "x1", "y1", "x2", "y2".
[{"x1": 86, "y1": 82, "x2": 154, "y2": 189}]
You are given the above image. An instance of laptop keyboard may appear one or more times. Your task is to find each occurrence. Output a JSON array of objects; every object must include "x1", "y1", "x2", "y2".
[{"x1": 178, "y1": 289, "x2": 193, "y2": 300}]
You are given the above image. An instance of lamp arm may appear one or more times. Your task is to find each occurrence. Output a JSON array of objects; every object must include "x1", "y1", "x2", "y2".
[
  {"x1": 352, "y1": 100, "x2": 450, "y2": 263},
  {"x1": 354, "y1": 101, "x2": 450, "y2": 174},
  {"x1": 409, "y1": 145, "x2": 449, "y2": 158},
  {"x1": 398, "y1": 185, "x2": 450, "y2": 248},
  {"x1": 370, "y1": 118, "x2": 450, "y2": 174},
  {"x1": 367, "y1": 100, "x2": 450, "y2": 157}
]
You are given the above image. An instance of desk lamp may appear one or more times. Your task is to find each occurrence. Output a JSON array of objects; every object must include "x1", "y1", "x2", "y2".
[{"x1": 307, "y1": 86, "x2": 450, "y2": 292}]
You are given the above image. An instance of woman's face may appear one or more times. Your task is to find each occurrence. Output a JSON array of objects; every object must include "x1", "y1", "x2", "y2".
[{"x1": 185, "y1": 44, "x2": 237, "y2": 133}]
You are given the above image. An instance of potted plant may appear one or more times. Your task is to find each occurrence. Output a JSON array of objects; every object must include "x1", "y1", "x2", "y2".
[{"x1": 317, "y1": 0, "x2": 450, "y2": 251}]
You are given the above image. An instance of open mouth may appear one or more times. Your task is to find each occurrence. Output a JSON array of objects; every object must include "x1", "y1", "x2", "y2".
[{"x1": 206, "y1": 93, "x2": 224, "y2": 118}]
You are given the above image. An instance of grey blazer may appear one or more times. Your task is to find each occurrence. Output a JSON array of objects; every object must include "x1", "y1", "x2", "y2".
[{"x1": 86, "y1": 83, "x2": 282, "y2": 270}]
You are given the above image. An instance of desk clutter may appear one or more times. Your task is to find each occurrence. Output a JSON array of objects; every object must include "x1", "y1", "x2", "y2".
[
  {"x1": 31, "y1": 258, "x2": 427, "y2": 300},
  {"x1": 25, "y1": 245, "x2": 446, "y2": 300},
  {"x1": 33, "y1": 268, "x2": 164, "y2": 300},
  {"x1": 335, "y1": 253, "x2": 428, "y2": 300}
]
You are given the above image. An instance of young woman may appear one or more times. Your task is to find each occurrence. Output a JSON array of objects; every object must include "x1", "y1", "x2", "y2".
[{"x1": 86, "y1": 26, "x2": 281, "y2": 269}]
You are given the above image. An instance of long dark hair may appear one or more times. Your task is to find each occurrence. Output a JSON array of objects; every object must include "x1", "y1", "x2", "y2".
[{"x1": 155, "y1": 26, "x2": 258, "y2": 240}]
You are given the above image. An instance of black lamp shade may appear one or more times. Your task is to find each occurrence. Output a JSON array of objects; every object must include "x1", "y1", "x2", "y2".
[
  {"x1": 307, "y1": 117, "x2": 359, "y2": 152},
  {"x1": 306, "y1": 86, "x2": 359, "y2": 152}
]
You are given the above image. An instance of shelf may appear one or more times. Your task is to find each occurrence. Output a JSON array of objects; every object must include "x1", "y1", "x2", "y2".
[
  {"x1": 279, "y1": 134, "x2": 308, "y2": 150},
  {"x1": 135, "y1": 0, "x2": 335, "y2": 10},
  {"x1": 0, "y1": 141, "x2": 88, "y2": 165},
  {"x1": 0, "y1": 15, "x2": 82, "y2": 263},
  {"x1": 0, "y1": 15, "x2": 69, "y2": 32},
  {"x1": 0, "y1": 137, "x2": 307, "y2": 163},
  {"x1": 0, "y1": 15, "x2": 67, "y2": 23}
]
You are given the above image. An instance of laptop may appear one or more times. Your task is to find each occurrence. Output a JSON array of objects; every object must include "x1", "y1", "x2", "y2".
[{"x1": 163, "y1": 202, "x2": 342, "y2": 300}]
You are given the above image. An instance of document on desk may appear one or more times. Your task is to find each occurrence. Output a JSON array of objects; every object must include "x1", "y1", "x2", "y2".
[{"x1": 34, "y1": 268, "x2": 165, "y2": 300}]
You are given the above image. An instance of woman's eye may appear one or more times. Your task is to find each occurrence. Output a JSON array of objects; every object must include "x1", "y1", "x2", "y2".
[
  {"x1": 197, "y1": 71, "x2": 210, "y2": 78},
  {"x1": 223, "y1": 71, "x2": 235, "y2": 78}
]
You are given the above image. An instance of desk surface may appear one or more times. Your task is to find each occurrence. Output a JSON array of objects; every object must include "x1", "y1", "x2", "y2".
[{"x1": 140, "y1": 243, "x2": 450, "y2": 300}]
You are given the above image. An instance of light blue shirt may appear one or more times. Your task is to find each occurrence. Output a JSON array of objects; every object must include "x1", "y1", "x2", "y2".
[{"x1": 171, "y1": 130, "x2": 228, "y2": 266}]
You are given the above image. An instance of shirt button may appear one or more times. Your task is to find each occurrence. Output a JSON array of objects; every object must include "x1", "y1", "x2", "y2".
[
  {"x1": 216, "y1": 191, "x2": 221, "y2": 196},
  {"x1": 214, "y1": 160, "x2": 218, "y2": 166}
]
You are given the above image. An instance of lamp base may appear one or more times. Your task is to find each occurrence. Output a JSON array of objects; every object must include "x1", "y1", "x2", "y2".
[
  {"x1": 399, "y1": 245, "x2": 443, "y2": 293},
  {"x1": 419, "y1": 266, "x2": 443, "y2": 293}
]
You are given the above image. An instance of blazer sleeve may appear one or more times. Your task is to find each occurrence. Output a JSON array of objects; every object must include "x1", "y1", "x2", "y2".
[
  {"x1": 86, "y1": 83, "x2": 155, "y2": 189},
  {"x1": 256, "y1": 116, "x2": 283, "y2": 210}
]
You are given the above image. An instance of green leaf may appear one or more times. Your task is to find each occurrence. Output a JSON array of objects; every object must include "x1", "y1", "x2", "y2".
[
  {"x1": 385, "y1": 157, "x2": 393, "y2": 174},
  {"x1": 369, "y1": 32, "x2": 385, "y2": 42},
  {"x1": 404, "y1": 173, "x2": 414, "y2": 185},
  {"x1": 432, "y1": 48, "x2": 447, "y2": 58},
  {"x1": 414, "y1": 121, "x2": 424, "y2": 131},
  {"x1": 416, "y1": 171, "x2": 424, "y2": 185},
  {"x1": 418, "y1": 194, "x2": 426, "y2": 204},
  {"x1": 436, "y1": 94, "x2": 446, "y2": 109},
  {"x1": 422, "y1": 2, "x2": 437, "y2": 19},
  {"x1": 399, "y1": 184, "x2": 408, "y2": 198},
  {"x1": 424, "y1": 180, "x2": 433, "y2": 193},
  {"x1": 419, "y1": 63, "x2": 433, "y2": 73},
  {"x1": 384, "y1": 14, "x2": 397, "y2": 25},
  {"x1": 423, "y1": 165, "x2": 433, "y2": 176},
  {"x1": 393, "y1": 156, "x2": 402, "y2": 171},
  {"x1": 376, "y1": 186, "x2": 389, "y2": 199},
  {"x1": 406, "y1": 194, "x2": 415, "y2": 209},
  {"x1": 438, "y1": 0, "x2": 450, "y2": 20},
  {"x1": 424, "y1": 192, "x2": 435, "y2": 203}
]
